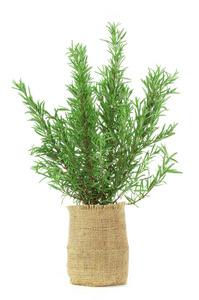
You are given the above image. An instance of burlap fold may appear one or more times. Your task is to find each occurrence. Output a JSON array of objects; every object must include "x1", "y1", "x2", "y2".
[{"x1": 67, "y1": 202, "x2": 129, "y2": 286}]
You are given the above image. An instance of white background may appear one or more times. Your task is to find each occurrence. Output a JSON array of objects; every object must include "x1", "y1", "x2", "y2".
[{"x1": 0, "y1": 0, "x2": 198, "y2": 299}]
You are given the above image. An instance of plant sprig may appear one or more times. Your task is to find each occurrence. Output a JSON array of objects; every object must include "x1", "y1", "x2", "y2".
[{"x1": 13, "y1": 22, "x2": 181, "y2": 206}]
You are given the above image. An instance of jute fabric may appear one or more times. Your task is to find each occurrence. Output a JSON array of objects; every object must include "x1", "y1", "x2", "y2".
[{"x1": 67, "y1": 202, "x2": 129, "y2": 286}]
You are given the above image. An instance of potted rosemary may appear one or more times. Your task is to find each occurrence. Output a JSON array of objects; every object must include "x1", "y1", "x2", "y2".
[{"x1": 13, "y1": 22, "x2": 181, "y2": 287}]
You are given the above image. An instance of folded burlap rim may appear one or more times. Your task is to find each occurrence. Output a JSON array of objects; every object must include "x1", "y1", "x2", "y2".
[{"x1": 66, "y1": 201, "x2": 126, "y2": 210}]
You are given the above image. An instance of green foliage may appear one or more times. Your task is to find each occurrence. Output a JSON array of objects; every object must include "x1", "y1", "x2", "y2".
[{"x1": 12, "y1": 22, "x2": 181, "y2": 206}]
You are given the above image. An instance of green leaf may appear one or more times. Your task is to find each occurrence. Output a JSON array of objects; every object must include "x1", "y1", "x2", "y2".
[
  {"x1": 49, "y1": 183, "x2": 61, "y2": 191},
  {"x1": 167, "y1": 169, "x2": 182, "y2": 174}
]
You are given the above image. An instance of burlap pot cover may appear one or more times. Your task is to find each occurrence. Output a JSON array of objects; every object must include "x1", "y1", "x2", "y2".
[{"x1": 67, "y1": 202, "x2": 129, "y2": 287}]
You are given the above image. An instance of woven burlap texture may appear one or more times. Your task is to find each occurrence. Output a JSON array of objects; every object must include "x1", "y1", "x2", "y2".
[{"x1": 67, "y1": 202, "x2": 129, "y2": 287}]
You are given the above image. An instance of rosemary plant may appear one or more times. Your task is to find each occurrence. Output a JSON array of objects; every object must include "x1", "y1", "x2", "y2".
[{"x1": 13, "y1": 22, "x2": 181, "y2": 206}]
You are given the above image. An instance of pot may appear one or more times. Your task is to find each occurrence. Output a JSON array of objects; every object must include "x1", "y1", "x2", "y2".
[{"x1": 66, "y1": 202, "x2": 129, "y2": 286}]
